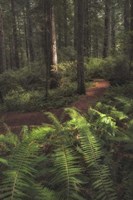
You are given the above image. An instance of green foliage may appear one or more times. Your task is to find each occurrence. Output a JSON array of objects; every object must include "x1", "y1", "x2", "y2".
[
  {"x1": 67, "y1": 108, "x2": 117, "y2": 200},
  {"x1": 0, "y1": 63, "x2": 79, "y2": 111},
  {"x1": 0, "y1": 108, "x2": 118, "y2": 200},
  {"x1": 84, "y1": 57, "x2": 105, "y2": 80},
  {"x1": 58, "y1": 61, "x2": 77, "y2": 81},
  {"x1": 4, "y1": 89, "x2": 45, "y2": 111},
  {"x1": 85, "y1": 56, "x2": 130, "y2": 84}
]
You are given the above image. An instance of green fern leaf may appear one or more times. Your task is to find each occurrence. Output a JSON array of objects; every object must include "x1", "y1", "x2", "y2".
[{"x1": 66, "y1": 108, "x2": 117, "y2": 200}]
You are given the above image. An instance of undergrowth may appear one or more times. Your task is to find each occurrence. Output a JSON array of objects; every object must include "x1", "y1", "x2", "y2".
[{"x1": 0, "y1": 96, "x2": 133, "y2": 199}]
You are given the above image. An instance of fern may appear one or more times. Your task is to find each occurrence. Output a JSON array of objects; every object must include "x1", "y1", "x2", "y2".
[
  {"x1": 51, "y1": 146, "x2": 84, "y2": 200},
  {"x1": 24, "y1": 183, "x2": 57, "y2": 200},
  {"x1": 66, "y1": 108, "x2": 117, "y2": 200},
  {"x1": 0, "y1": 136, "x2": 39, "y2": 200}
]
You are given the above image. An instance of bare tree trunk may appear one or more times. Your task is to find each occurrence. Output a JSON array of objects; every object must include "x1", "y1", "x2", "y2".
[
  {"x1": 0, "y1": 6, "x2": 6, "y2": 73},
  {"x1": 23, "y1": 8, "x2": 29, "y2": 63},
  {"x1": 130, "y1": 0, "x2": 133, "y2": 64},
  {"x1": 124, "y1": 0, "x2": 130, "y2": 56},
  {"x1": 11, "y1": 0, "x2": 20, "y2": 69},
  {"x1": 74, "y1": 0, "x2": 78, "y2": 50},
  {"x1": 77, "y1": 0, "x2": 85, "y2": 95},
  {"x1": 51, "y1": 2, "x2": 58, "y2": 69},
  {"x1": 111, "y1": 2, "x2": 116, "y2": 55},
  {"x1": 103, "y1": 0, "x2": 111, "y2": 58},
  {"x1": 43, "y1": 0, "x2": 58, "y2": 97},
  {"x1": 26, "y1": 0, "x2": 34, "y2": 62},
  {"x1": 63, "y1": 0, "x2": 68, "y2": 47}
]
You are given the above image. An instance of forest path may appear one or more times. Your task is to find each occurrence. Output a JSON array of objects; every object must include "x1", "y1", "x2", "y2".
[{"x1": 0, "y1": 79, "x2": 110, "y2": 133}]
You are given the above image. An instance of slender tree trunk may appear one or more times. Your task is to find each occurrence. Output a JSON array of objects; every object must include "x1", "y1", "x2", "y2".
[
  {"x1": 84, "y1": 0, "x2": 89, "y2": 56},
  {"x1": 11, "y1": 0, "x2": 20, "y2": 69},
  {"x1": 43, "y1": 0, "x2": 58, "y2": 97},
  {"x1": 26, "y1": 0, "x2": 34, "y2": 62},
  {"x1": 63, "y1": 0, "x2": 68, "y2": 47},
  {"x1": 103, "y1": 0, "x2": 111, "y2": 58},
  {"x1": 0, "y1": 6, "x2": 6, "y2": 73},
  {"x1": 111, "y1": 2, "x2": 116, "y2": 55},
  {"x1": 51, "y1": 2, "x2": 58, "y2": 69},
  {"x1": 130, "y1": 0, "x2": 133, "y2": 64},
  {"x1": 74, "y1": 0, "x2": 78, "y2": 50},
  {"x1": 124, "y1": 0, "x2": 130, "y2": 32},
  {"x1": 23, "y1": 9, "x2": 29, "y2": 63},
  {"x1": 44, "y1": 0, "x2": 57, "y2": 72},
  {"x1": 84, "y1": 0, "x2": 92, "y2": 57},
  {"x1": 124, "y1": 0, "x2": 130, "y2": 56},
  {"x1": 77, "y1": 0, "x2": 85, "y2": 94}
]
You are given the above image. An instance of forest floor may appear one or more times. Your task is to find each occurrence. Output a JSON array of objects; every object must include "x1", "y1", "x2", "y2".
[{"x1": 0, "y1": 79, "x2": 110, "y2": 133}]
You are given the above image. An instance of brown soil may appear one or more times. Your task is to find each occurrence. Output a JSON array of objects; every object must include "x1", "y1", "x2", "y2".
[{"x1": 0, "y1": 79, "x2": 110, "y2": 133}]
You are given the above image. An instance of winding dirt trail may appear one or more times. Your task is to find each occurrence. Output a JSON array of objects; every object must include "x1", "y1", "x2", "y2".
[{"x1": 0, "y1": 79, "x2": 110, "y2": 133}]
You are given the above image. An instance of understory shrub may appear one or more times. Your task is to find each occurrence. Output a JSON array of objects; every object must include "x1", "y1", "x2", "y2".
[
  {"x1": 58, "y1": 61, "x2": 77, "y2": 81},
  {"x1": 85, "y1": 56, "x2": 130, "y2": 84},
  {"x1": 4, "y1": 89, "x2": 45, "y2": 111}
]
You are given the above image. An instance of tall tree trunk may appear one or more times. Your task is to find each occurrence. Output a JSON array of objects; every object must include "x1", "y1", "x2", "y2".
[
  {"x1": 84, "y1": 0, "x2": 92, "y2": 57},
  {"x1": 130, "y1": 0, "x2": 133, "y2": 64},
  {"x1": 111, "y1": 2, "x2": 116, "y2": 55},
  {"x1": 43, "y1": 0, "x2": 58, "y2": 97},
  {"x1": 51, "y1": 2, "x2": 58, "y2": 69},
  {"x1": 26, "y1": 0, "x2": 34, "y2": 62},
  {"x1": 63, "y1": 0, "x2": 68, "y2": 47},
  {"x1": 0, "y1": 6, "x2": 6, "y2": 73},
  {"x1": 103, "y1": 0, "x2": 111, "y2": 58},
  {"x1": 11, "y1": 0, "x2": 20, "y2": 69},
  {"x1": 23, "y1": 8, "x2": 29, "y2": 63},
  {"x1": 84, "y1": 0, "x2": 89, "y2": 56},
  {"x1": 124, "y1": 0, "x2": 130, "y2": 56},
  {"x1": 77, "y1": 0, "x2": 85, "y2": 94},
  {"x1": 74, "y1": 0, "x2": 78, "y2": 50},
  {"x1": 44, "y1": 0, "x2": 57, "y2": 71}
]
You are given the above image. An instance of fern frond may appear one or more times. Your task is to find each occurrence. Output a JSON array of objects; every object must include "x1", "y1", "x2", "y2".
[
  {"x1": 25, "y1": 183, "x2": 57, "y2": 200},
  {"x1": 45, "y1": 112, "x2": 63, "y2": 131},
  {"x1": 30, "y1": 125, "x2": 55, "y2": 141},
  {"x1": 0, "y1": 158, "x2": 8, "y2": 165},
  {"x1": 52, "y1": 146, "x2": 84, "y2": 200},
  {"x1": 0, "y1": 133, "x2": 20, "y2": 147},
  {"x1": 0, "y1": 140, "x2": 39, "y2": 200},
  {"x1": 66, "y1": 108, "x2": 117, "y2": 200}
]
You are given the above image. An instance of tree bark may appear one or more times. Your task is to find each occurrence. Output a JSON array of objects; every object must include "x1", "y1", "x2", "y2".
[
  {"x1": 103, "y1": 0, "x2": 111, "y2": 58},
  {"x1": 0, "y1": 6, "x2": 6, "y2": 73},
  {"x1": 51, "y1": 2, "x2": 58, "y2": 69},
  {"x1": 124, "y1": 0, "x2": 130, "y2": 56},
  {"x1": 11, "y1": 0, "x2": 20, "y2": 69},
  {"x1": 111, "y1": 2, "x2": 116, "y2": 55},
  {"x1": 43, "y1": 0, "x2": 58, "y2": 97},
  {"x1": 74, "y1": 0, "x2": 78, "y2": 50},
  {"x1": 77, "y1": 0, "x2": 86, "y2": 94},
  {"x1": 130, "y1": 0, "x2": 133, "y2": 63},
  {"x1": 26, "y1": 0, "x2": 34, "y2": 62},
  {"x1": 63, "y1": 0, "x2": 68, "y2": 47}
]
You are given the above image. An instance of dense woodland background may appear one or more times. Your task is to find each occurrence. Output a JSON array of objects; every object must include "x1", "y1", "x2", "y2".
[
  {"x1": 0, "y1": 0, "x2": 133, "y2": 105},
  {"x1": 0, "y1": 1, "x2": 133, "y2": 200}
]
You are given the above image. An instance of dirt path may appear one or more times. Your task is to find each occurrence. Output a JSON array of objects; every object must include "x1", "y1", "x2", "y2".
[{"x1": 0, "y1": 79, "x2": 110, "y2": 133}]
